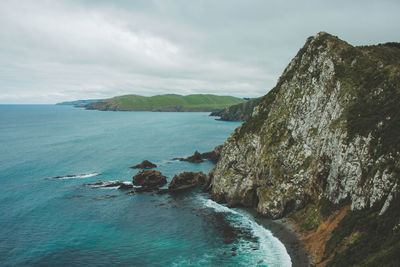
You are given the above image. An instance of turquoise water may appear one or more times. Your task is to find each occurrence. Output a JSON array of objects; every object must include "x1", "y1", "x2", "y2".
[{"x1": 0, "y1": 105, "x2": 291, "y2": 266}]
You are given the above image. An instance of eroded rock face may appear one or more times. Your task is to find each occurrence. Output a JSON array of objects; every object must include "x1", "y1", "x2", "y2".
[
  {"x1": 210, "y1": 32, "x2": 400, "y2": 219},
  {"x1": 133, "y1": 170, "x2": 167, "y2": 190}
]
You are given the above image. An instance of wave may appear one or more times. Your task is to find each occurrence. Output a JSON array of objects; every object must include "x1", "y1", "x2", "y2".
[
  {"x1": 51, "y1": 172, "x2": 100, "y2": 180},
  {"x1": 198, "y1": 196, "x2": 292, "y2": 267}
]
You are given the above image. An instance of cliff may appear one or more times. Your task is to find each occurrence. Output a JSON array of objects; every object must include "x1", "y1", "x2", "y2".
[
  {"x1": 209, "y1": 32, "x2": 400, "y2": 266},
  {"x1": 209, "y1": 98, "x2": 261, "y2": 121}
]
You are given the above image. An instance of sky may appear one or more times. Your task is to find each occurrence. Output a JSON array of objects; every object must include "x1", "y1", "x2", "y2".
[{"x1": 0, "y1": 0, "x2": 399, "y2": 104}]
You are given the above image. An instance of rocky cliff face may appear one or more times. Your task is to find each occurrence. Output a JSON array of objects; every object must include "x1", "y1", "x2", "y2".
[
  {"x1": 210, "y1": 98, "x2": 261, "y2": 121},
  {"x1": 209, "y1": 32, "x2": 400, "y2": 265}
]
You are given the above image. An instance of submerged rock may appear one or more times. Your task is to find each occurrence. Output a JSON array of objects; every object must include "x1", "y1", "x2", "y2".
[
  {"x1": 133, "y1": 170, "x2": 167, "y2": 190},
  {"x1": 130, "y1": 160, "x2": 157, "y2": 169},
  {"x1": 118, "y1": 183, "x2": 134, "y2": 190}
]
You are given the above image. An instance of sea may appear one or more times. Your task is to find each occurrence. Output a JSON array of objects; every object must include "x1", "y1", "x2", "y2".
[{"x1": 0, "y1": 105, "x2": 291, "y2": 266}]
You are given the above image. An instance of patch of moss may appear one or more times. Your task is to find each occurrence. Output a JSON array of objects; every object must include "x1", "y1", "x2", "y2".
[{"x1": 290, "y1": 204, "x2": 323, "y2": 231}]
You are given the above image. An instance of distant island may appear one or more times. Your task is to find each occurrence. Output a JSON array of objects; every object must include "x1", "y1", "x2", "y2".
[{"x1": 58, "y1": 94, "x2": 246, "y2": 112}]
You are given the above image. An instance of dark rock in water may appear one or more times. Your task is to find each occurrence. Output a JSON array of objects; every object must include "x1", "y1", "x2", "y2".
[
  {"x1": 118, "y1": 183, "x2": 133, "y2": 190},
  {"x1": 135, "y1": 186, "x2": 158, "y2": 193},
  {"x1": 103, "y1": 182, "x2": 125, "y2": 187},
  {"x1": 173, "y1": 151, "x2": 204, "y2": 163},
  {"x1": 156, "y1": 188, "x2": 170, "y2": 194},
  {"x1": 130, "y1": 160, "x2": 157, "y2": 169},
  {"x1": 172, "y1": 145, "x2": 223, "y2": 164},
  {"x1": 133, "y1": 170, "x2": 167, "y2": 191},
  {"x1": 156, "y1": 171, "x2": 208, "y2": 194},
  {"x1": 85, "y1": 180, "x2": 133, "y2": 190},
  {"x1": 186, "y1": 151, "x2": 204, "y2": 163},
  {"x1": 86, "y1": 181, "x2": 104, "y2": 186},
  {"x1": 168, "y1": 172, "x2": 207, "y2": 191},
  {"x1": 126, "y1": 190, "x2": 136, "y2": 195}
]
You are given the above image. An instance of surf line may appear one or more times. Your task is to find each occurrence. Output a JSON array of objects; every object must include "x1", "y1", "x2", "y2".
[{"x1": 198, "y1": 196, "x2": 292, "y2": 266}]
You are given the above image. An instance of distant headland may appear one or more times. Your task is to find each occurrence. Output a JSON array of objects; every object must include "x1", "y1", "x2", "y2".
[{"x1": 57, "y1": 94, "x2": 246, "y2": 112}]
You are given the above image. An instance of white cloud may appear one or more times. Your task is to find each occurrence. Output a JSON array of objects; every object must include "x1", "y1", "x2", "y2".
[{"x1": 0, "y1": 0, "x2": 399, "y2": 103}]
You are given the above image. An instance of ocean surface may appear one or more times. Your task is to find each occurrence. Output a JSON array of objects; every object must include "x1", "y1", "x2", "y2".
[{"x1": 0, "y1": 105, "x2": 291, "y2": 266}]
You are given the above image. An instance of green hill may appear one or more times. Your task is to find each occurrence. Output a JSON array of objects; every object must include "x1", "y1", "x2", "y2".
[{"x1": 85, "y1": 94, "x2": 246, "y2": 112}]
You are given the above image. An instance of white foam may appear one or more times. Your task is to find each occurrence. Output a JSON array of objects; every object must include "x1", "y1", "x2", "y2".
[
  {"x1": 57, "y1": 172, "x2": 100, "y2": 180},
  {"x1": 199, "y1": 196, "x2": 292, "y2": 266},
  {"x1": 91, "y1": 180, "x2": 133, "y2": 190}
]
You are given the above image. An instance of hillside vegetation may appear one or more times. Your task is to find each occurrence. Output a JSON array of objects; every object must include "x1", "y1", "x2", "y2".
[{"x1": 85, "y1": 94, "x2": 245, "y2": 112}]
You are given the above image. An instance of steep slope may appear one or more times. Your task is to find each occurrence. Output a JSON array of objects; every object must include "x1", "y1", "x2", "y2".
[
  {"x1": 210, "y1": 97, "x2": 261, "y2": 121},
  {"x1": 209, "y1": 32, "x2": 400, "y2": 265},
  {"x1": 85, "y1": 94, "x2": 245, "y2": 112}
]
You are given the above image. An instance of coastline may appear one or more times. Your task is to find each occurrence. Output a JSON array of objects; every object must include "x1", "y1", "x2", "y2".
[{"x1": 244, "y1": 208, "x2": 312, "y2": 267}]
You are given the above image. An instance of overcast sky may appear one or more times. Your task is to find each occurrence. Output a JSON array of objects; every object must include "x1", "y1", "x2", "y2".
[{"x1": 0, "y1": 0, "x2": 399, "y2": 104}]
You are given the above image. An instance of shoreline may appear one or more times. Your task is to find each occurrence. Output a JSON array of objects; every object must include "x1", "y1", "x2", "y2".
[{"x1": 243, "y1": 208, "x2": 312, "y2": 267}]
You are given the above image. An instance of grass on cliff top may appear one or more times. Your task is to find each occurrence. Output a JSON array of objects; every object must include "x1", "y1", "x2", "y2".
[{"x1": 92, "y1": 94, "x2": 245, "y2": 111}]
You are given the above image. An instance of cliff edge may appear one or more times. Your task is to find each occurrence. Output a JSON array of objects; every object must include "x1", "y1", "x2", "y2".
[{"x1": 209, "y1": 32, "x2": 400, "y2": 266}]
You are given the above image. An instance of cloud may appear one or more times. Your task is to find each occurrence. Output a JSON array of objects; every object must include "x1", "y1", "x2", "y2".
[{"x1": 0, "y1": 0, "x2": 399, "y2": 103}]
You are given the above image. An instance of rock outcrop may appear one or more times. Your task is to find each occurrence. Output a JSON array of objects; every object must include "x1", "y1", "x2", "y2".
[
  {"x1": 210, "y1": 98, "x2": 261, "y2": 121},
  {"x1": 175, "y1": 151, "x2": 204, "y2": 163},
  {"x1": 173, "y1": 146, "x2": 223, "y2": 164},
  {"x1": 209, "y1": 32, "x2": 400, "y2": 266},
  {"x1": 130, "y1": 160, "x2": 157, "y2": 169},
  {"x1": 200, "y1": 145, "x2": 223, "y2": 164},
  {"x1": 168, "y1": 172, "x2": 207, "y2": 191},
  {"x1": 133, "y1": 170, "x2": 167, "y2": 191}
]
